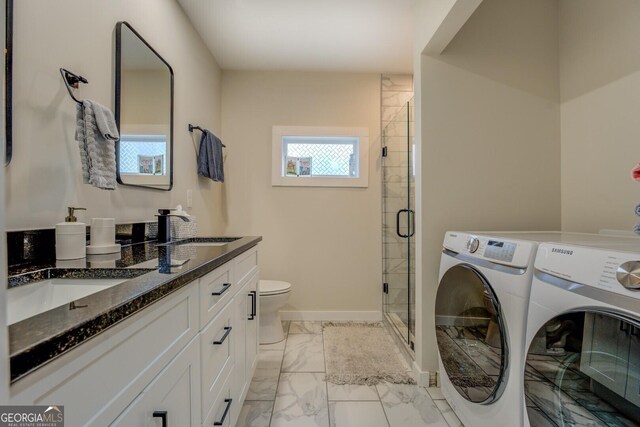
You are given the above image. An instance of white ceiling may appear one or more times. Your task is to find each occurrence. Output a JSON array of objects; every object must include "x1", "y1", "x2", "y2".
[{"x1": 177, "y1": 0, "x2": 415, "y2": 73}]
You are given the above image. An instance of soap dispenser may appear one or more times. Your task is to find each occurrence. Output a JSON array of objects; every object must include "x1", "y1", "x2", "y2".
[{"x1": 56, "y1": 207, "x2": 87, "y2": 260}]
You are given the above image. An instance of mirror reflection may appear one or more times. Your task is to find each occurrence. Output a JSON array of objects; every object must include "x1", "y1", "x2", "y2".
[{"x1": 115, "y1": 21, "x2": 173, "y2": 190}]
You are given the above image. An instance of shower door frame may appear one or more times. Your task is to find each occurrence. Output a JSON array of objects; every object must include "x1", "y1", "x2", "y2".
[{"x1": 382, "y1": 99, "x2": 415, "y2": 351}]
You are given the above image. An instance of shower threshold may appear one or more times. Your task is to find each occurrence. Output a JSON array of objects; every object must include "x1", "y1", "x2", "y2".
[{"x1": 385, "y1": 311, "x2": 416, "y2": 355}]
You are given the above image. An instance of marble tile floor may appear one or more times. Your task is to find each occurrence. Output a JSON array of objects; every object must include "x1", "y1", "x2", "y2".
[{"x1": 238, "y1": 321, "x2": 462, "y2": 427}]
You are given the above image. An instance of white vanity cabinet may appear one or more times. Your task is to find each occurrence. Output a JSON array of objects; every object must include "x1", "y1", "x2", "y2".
[
  {"x1": 110, "y1": 335, "x2": 201, "y2": 426},
  {"x1": 230, "y1": 272, "x2": 259, "y2": 426},
  {"x1": 9, "y1": 245, "x2": 260, "y2": 427},
  {"x1": 245, "y1": 273, "x2": 259, "y2": 386},
  {"x1": 9, "y1": 283, "x2": 200, "y2": 426},
  {"x1": 201, "y1": 246, "x2": 260, "y2": 426},
  {"x1": 200, "y1": 295, "x2": 235, "y2": 422}
]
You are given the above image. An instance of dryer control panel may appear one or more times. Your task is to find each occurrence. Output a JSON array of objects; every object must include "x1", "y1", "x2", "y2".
[{"x1": 536, "y1": 242, "x2": 640, "y2": 299}]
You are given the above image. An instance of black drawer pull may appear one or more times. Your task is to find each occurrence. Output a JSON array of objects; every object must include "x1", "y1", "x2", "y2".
[
  {"x1": 248, "y1": 291, "x2": 257, "y2": 320},
  {"x1": 153, "y1": 411, "x2": 167, "y2": 427},
  {"x1": 213, "y1": 398, "x2": 232, "y2": 426},
  {"x1": 212, "y1": 283, "x2": 231, "y2": 296},
  {"x1": 213, "y1": 326, "x2": 232, "y2": 345}
]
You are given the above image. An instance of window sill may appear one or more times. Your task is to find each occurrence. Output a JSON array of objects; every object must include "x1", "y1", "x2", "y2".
[{"x1": 272, "y1": 175, "x2": 368, "y2": 188}]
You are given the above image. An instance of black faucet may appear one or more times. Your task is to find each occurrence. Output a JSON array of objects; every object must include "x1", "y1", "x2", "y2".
[{"x1": 156, "y1": 209, "x2": 191, "y2": 244}]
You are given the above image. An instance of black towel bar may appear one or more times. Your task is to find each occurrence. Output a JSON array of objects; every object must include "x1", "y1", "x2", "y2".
[{"x1": 188, "y1": 124, "x2": 226, "y2": 147}]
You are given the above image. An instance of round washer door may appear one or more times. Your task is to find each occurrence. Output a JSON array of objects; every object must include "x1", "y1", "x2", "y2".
[{"x1": 435, "y1": 264, "x2": 508, "y2": 404}]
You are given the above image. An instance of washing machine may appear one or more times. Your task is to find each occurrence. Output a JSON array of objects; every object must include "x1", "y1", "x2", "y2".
[
  {"x1": 523, "y1": 238, "x2": 640, "y2": 426},
  {"x1": 436, "y1": 231, "x2": 566, "y2": 427}
]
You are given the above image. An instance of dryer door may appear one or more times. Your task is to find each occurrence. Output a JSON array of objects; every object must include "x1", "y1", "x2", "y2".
[
  {"x1": 524, "y1": 311, "x2": 640, "y2": 426},
  {"x1": 435, "y1": 264, "x2": 508, "y2": 404}
]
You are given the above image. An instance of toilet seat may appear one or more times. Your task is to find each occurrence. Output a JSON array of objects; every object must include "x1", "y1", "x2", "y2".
[{"x1": 259, "y1": 280, "x2": 291, "y2": 296}]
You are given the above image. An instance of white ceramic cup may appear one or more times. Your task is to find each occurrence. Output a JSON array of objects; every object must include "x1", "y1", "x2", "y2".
[{"x1": 90, "y1": 218, "x2": 116, "y2": 247}]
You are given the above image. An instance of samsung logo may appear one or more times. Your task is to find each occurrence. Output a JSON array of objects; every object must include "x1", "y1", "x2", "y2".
[{"x1": 551, "y1": 248, "x2": 573, "y2": 255}]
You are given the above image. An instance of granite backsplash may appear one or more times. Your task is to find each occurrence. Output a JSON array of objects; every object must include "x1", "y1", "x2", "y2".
[{"x1": 7, "y1": 221, "x2": 157, "y2": 276}]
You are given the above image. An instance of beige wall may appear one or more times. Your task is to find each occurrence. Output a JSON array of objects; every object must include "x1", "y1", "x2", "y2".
[
  {"x1": 438, "y1": 0, "x2": 559, "y2": 101},
  {"x1": 414, "y1": 0, "x2": 458, "y2": 55},
  {"x1": 221, "y1": 71, "x2": 381, "y2": 314},
  {"x1": 6, "y1": 0, "x2": 224, "y2": 233},
  {"x1": 417, "y1": 0, "x2": 561, "y2": 371},
  {"x1": 559, "y1": 0, "x2": 640, "y2": 233}
]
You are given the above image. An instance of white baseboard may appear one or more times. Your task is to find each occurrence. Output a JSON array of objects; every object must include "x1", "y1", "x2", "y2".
[
  {"x1": 279, "y1": 311, "x2": 382, "y2": 321},
  {"x1": 413, "y1": 361, "x2": 433, "y2": 387}
]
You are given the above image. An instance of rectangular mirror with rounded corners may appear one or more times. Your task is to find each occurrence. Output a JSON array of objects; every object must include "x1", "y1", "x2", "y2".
[{"x1": 115, "y1": 21, "x2": 173, "y2": 190}]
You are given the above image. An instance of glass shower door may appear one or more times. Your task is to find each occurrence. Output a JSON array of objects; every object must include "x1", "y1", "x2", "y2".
[{"x1": 382, "y1": 98, "x2": 415, "y2": 349}]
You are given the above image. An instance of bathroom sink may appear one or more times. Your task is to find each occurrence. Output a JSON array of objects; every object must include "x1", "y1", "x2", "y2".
[
  {"x1": 178, "y1": 237, "x2": 241, "y2": 246},
  {"x1": 127, "y1": 259, "x2": 160, "y2": 269},
  {"x1": 127, "y1": 258, "x2": 190, "y2": 268},
  {"x1": 8, "y1": 278, "x2": 126, "y2": 325},
  {"x1": 157, "y1": 237, "x2": 241, "y2": 247},
  {"x1": 7, "y1": 269, "x2": 153, "y2": 325},
  {"x1": 182, "y1": 242, "x2": 228, "y2": 247}
]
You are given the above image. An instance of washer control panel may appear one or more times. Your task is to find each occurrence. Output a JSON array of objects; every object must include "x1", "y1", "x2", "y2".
[
  {"x1": 483, "y1": 240, "x2": 517, "y2": 263},
  {"x1": 444, "y1": 232, "x2": 534, "y2": 268}
]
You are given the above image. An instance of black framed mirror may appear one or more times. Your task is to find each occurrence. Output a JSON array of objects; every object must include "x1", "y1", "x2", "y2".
[
  {"x1": 115, "y1": 21, "x2": 173, "y2": 190},
  {"x1": 4, "y1": 0, "x2": 12, "y2": 165}
]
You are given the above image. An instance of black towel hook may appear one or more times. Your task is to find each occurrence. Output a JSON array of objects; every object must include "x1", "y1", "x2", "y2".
[
  {"x1": 188, "y1": 124, "x2": 226, "y2": 147},
  {"x1": 60, "y1": 68, "x2": 88, "y2": 105}
]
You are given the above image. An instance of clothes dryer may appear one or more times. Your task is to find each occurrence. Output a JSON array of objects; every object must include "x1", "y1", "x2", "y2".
[{"x1": 523, "y1": 238, "x2": 640, "y2": 426}]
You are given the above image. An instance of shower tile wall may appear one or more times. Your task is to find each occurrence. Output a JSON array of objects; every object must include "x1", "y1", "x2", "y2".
[{"x1": 381, "y1": 74, "x2": 414, "y2": 338}]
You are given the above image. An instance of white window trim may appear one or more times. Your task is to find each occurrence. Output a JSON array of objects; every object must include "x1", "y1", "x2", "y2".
[{"x1": 271, "y1": 126, "x2": 369, "y2": 188}]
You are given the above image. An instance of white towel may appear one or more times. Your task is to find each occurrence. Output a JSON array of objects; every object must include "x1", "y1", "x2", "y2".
[{"x1": 75, "y1": 100, "x2": 119, "y2": 190}]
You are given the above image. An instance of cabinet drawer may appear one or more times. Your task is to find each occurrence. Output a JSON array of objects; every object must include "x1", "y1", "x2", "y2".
[
  {"x1": 235, "y1": 246, "x2": 258, "y2": 287},
  {"x1": 201, "y1": 300, "x2": 234, "y2": 420},
  {"x1": 110, "y1": 336, "x2": 201, "y2": 427},
  {"x1": 199, "y1": 261, "x2": 234, "y2": 329},
  {"x1": 202, "y1": 369, "x2": 233, "y2": 427}
]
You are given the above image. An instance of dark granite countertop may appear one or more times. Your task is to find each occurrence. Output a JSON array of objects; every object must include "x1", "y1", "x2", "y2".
[{"x1": 8, "y1": 236, "x2": 262, "y2": 383}]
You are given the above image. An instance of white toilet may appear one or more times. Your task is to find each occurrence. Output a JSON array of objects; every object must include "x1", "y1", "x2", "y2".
[{"x1": 259, "y1": 280, "x2": 292, "y2": 344}]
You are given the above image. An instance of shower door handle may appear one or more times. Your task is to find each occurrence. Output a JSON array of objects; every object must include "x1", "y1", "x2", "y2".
[{"x1": 396, "y1": 209, "x2": 409, "y2": 238}]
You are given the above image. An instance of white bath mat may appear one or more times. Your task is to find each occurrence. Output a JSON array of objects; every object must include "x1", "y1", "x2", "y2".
[{"x1": 323, "y1": 321, "x2": 415, "y2": 386}]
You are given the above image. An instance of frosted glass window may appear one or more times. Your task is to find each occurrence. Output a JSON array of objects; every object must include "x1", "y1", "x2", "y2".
[
  {"x1": 282, "y1": 136, "x2": 359, "y2": 177},
  {"x1": 272, "y1": 126, "x2": 369, "y2": 188}
]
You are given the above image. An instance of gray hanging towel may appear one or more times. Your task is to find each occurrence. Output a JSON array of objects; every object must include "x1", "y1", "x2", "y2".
[
  {"x1": 75, "y1": 100, "x2": 119, "y2": 190},
  {"x1": 197, "y1": 129, "x2": 225, "y2": 182}
]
